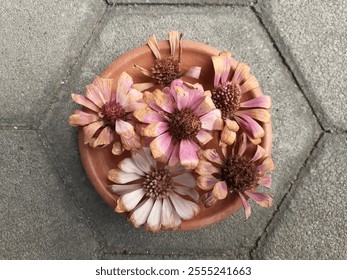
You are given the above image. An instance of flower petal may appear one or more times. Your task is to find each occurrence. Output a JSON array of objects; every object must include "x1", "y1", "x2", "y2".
[
  {"x1": 94, "y1": 76, "x2": 113, "y2": 104},
  {"x1": 145, "y1": 199, "x2": 163, "y2": 233},
  {"x1": 238, "y1": 191, "x2": 251, "y2": 220},
  {"x1": 112, "y1": 141, "x2": 124, "y2": 155},
  {"x1": 129, "y1": 197, "x2": 154, "y2": 227},
  {"x1": 92, "y1": 127, "x2": 113, "y2": 147},
  {"x1": 258, "y1": 174, "x2": 272, "y2": 188},
  {"x1": 185, "y1": 66, "x2": 201, "y2": 79},
  {"x1": 200, "y1": 149, "x2": 223, "y2": 165},
  {"x1": 212, "y1": 181, "x2": 228, "y2": 200},
  {"x1": 231, "y1": 62, "x2": 250, "y2": 85},
  {"x1": 147, "y1": 34, "x2": 161, "y2": 59},
  {"x1": 168, "y1": 143, "x2": 180, "y2": 167},
  {"x1": 172, "y1": 173, "x2": 196, "y2": 188},
  {"x1": 118, "y1": 158, "x2": 145, "y2": 175},
  {"x1": 144, "y1": 89, "x2": 175, "y2": 113},
  {"x1": 234, "y1": 115, "x2": 265, "y2": 139},
  {"x1": 240, "y1": 75, "x2": 259, "y2": 94},
  {"x1": 193, "y1": 96, "x2": 216, "y2": 117},
  {"x1": 201, "y1": 191, "x2": 218, "y2": 208},
  {"x1": 220, "y1": 51, "x2": 233, "y2": 84},
  {"x1": 212, "y1": 53, "x2": 224, "y2": 87},
  {"x1": 251, "y1": 145, "x2": 266, "y2": 162},
  {"x1": 174, "y1": 186, "x2": 199, "y2": 202},
  {"x1": 68, "y1": 110, "x2": 99, "y2": 126},
  {"x1": 237, "y1": 133, "x2": 248, "y2": 157},
  {"x1": 121, "y1": 133, "x2": 141, "y2": 150},
  {"x1": 71, "y1": 94, "x2": 100, "y2": 112},
  {"x1": 134, "y1": 105, "x2": 165, "y2": 124},
  {"x1": 245, "y1": 191, "x2": 273, "y2": 208},
  {"x1": 116, "y1": 188, "x2": 146, "y2": 213},
  {"x1": 257, "y1": 157, "x2": 275, "y2": 172},
  {"x1": 108, "y1": 169, "x2": 141, "y2": 184},
  {"x1": 235, "y1": 109, "x2": 271, "y2": 123},
  {"x1": 200, "y1": 109, "x2": 223, "y2": 131},
  {"x1": 240, "y1": 95, "x2": 272, "y2": 109},
  {"x1": 132, "y1": 82, "x2": 156, "y2": 91},
  {"x1": 116, "y1": 119, "x2": 135, "y2": 139},
  {"x1": 179, "y1": 140, "x2": 200, "y2": 169},
  {"x1": 143, "y1": 122, "x2": 169, "y2": 137},
  {"x1": 83, "y1": 121, "x2": 104, "y2": 143},
  {"x1": 132, "y1": 149, "x2": 153, "y2": 173},
  {"x1": 169, "y1": 193, "x2": 199, "y2": 220},
  {"x1": 197, "y1": 175, "x2": 219, "y2": 191},
  {"x1": 225, "y1": 119, "x2": 239, "y2": 132},
  {"x1": 168, "y1": 30, "x2": 179, "y2": 57},
  {"x1": 161, "y1": 198, "x2": 181, "y2": 230},
  {"x1": 174, "y1": 86, "x2": 191, "y2": 110},
  {"x1": 195, "y1": 160, "x2": 219, "y2": 175},
  {"x1": 221, "y1": 126, "x2": 236, "y2": 145},
  {"x1": 195, "y1": 129, "x2": 213, "y2": 145},
  {"x1": 111, "y1": 184, "x2": 141, "y2": 196},
  {"x1": 150, "y1": 132, "x2": 173, "y2": 160}
]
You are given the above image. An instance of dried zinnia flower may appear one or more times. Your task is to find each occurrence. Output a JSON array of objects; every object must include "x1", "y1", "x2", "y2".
[
  {"x1": 211, "y1": 51, "x2": 271, "y2": 145},
  {"x1": 196, "y1": 133, "x2": 274, "y2": 220},
  {"x1": 109, "y1": 148, "x2": 200, "y2": 232},
  {"x1": 134, "y1": 79, "x2": 223, "y2": 169},
  {"x1": 68, "y1": 72, "x2": 142, "y2": 154},
  {"x1": 133, "y1": 31, "x2": 201, "y2": 91}
]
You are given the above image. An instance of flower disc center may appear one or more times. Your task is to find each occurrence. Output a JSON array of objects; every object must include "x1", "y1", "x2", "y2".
[
  {"x1": 168, "y1": 108, "x2": 201, "y2": 140},
  {"x1": 212, "y1": 82, "x2": 241, "y2": 119},
  {"x1": 221, "y1": 155, "x2": 259, "y2": 192},
  {"x1": 99, "y1": 100, "x2": 126, "y2": 126},
  {"x1": 143, "y1": 168, "x2": 173, "y2": 199},
  {"x1": 151, "y1": 56, "x2": 181, "y2": 86}
]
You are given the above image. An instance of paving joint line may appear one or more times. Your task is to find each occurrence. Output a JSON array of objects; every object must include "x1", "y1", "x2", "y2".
[
  {"x1": 37, "y1": 131, "x2": 107, "y2": 259},
  {"x1": 249, "y1": 131, "x2": 325, "y2": 259},
  {"x1": 38, "y1": 5, "x2": 108, "y2": 131},
  {"x1": 251, "y1": 6, "x2": 325, "y2": 132}
]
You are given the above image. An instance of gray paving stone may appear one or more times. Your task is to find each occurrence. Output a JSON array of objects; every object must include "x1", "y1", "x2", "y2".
[
  {"x1": 108, "y1": 0, "x2": 254, "y2": 5},
  {"x1": 0, "y1": 130, "x2": 99, "y2": 259},
  {"x1": 41, "y1": 5, "x2": 320, "y2": 258},
  {"x1": 0, "y1": 0, "x2": 105, "y2": 127},
  {"x1": 257, "y1": 0, "x2": 347, "y2": 130},
  {"x1": 253, "y1": 134, "x2": 347, "y2": 259}
]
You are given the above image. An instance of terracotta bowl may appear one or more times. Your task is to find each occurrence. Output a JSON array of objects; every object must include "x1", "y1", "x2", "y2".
[{"x1": 78, "y1": 40, "x2": 272, "y2": 230}]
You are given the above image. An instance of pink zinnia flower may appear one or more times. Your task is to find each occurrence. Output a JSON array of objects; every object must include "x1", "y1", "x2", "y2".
[
  {"x1": 68, "y1": 72, "x2": 142, "y2": 154},
  {"x1": 109, "y1": 148, "x2": 200, "y2": 233},
  {"x1": 133, "y1": 31, "x2": 201, "y2": 91},
  {"x1": 211, "y1": 51, "x2": 271, "y2": 146},
  {"x1": 134, "y1": 79, "x2": 223, "y2": 169},
  {"x1": 196, "y1": 133, "x2": 274, "y2": 220}
]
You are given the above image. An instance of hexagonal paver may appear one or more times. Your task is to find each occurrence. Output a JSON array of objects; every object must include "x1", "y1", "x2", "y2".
[
  {"x1": 253, "y1": 134, "x2": 347, "y2": 259},
  {"x1": 41, "y1": 5, "x2": 321, "y2": 259},
  {"x1": 0, "y1": 0, "x2": 105, "y2": 127},
  {"x1": 257, "y1": 0, "x2": 347, "y2": 130},
  {"x1": 0, "y1": 130, "x2": 99, "y2": 259}
]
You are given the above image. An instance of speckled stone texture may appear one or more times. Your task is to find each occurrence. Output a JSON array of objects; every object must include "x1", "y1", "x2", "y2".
[
  {"x1": 0, "y1": 130, "x2": 99, "y2": 259},
  {"x1": 0, "y1": 0, "x2": 105, "y2": 127},
  {"x1": 257, "y1": 0, "x2": 347, "y2": 130},
  {"x1": 253, "y1": 134, "x2": 347, "y2": 259}
]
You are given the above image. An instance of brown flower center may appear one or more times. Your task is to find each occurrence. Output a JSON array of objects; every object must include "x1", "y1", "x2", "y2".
[
  {"x1": 221, "y1": 155, "x2": 259, "y2": 192},
  {"x1": 151, "y1": 56, "x2": 181, "y2": 86},
  {"x1": 99, "y1": 100, "x2": 126, "y2": 126},
  {"x1": 142, "y1": 168, "x2": 173, "y2": 199},
  {"x1": 168, "y1": 108, "x2": 201, "y2": 140},
  {"x1": 212, "y1": 82, "x2": 241, "y2": 119}
]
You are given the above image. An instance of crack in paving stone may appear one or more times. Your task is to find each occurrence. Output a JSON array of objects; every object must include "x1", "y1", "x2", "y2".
[
  {"x1": 251, "y1": 6, "x2": 325, "y2": 132},
  {"x1": 250, "y1": 132, "x2": 325, "y2": 259},
  {"x1": 107, "y1": 2, "x2": 257, "y2": 8}
]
